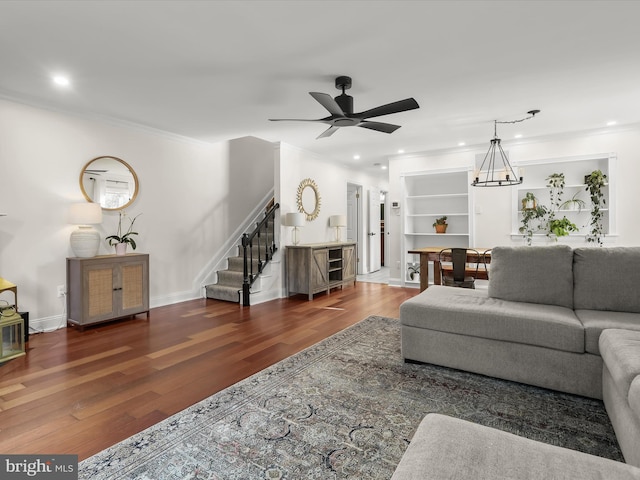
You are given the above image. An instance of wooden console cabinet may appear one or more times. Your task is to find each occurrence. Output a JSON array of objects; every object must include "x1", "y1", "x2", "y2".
[
  {"x1": 66, "y1": 253, "x2": 149, "y2": 329},
  {"x1": 286, "y1": 242, "x2": 356, "y2": 300}
]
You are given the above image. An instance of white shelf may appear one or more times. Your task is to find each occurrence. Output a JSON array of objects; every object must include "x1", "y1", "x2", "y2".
[
  {"x1": 406, "y1": 213, "x2": 469, "y2": 217},
  {"x1": 512, "y1": 154, "x2": 615, "y2": 241},
  {"x1": 517, "y1": 208, "x2": 609, "y2": 215},
  {"x1": 407, "y1": 193, "x2": 468, "y2": 199},
  {"x1": 406, "y1": 233, "x2": 470, "y2": 236}
]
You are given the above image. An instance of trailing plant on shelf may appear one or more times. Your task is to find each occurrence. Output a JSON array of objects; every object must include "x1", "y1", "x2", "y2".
[
  {"x1": 541, "y1": 173, "x2": 583, "y2": 241},
  {"x1": 585, "y1": 169, "x2": 607, "y2": 246},
  {"x1": 519, "y1": 194, "x2": 548, "y2": 246},
  {"x1": 106, "y1": 211, "x2": 141, "y2": 250},
  {"x1": 546, "y1": 173, "x2": 566, "y2": 224}
]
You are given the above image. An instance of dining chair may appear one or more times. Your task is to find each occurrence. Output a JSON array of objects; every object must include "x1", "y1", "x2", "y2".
[
  {"x1": 438, "y1": 248, "x2": 481, "y2": 289},
  {"x1": 482, "y1": 249, "x2": 492, "y2": 280}
]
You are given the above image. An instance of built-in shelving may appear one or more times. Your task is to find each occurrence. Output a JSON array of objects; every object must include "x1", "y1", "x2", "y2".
[
  {"x1": 401, "y1": 168, "x2": 473, "y2": 285},
  {"x1": 511, "y1": 153, "x2": 616, "y2": 244}
]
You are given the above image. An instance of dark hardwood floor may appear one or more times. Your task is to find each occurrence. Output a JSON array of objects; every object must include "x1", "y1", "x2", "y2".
[{"x1": 0, "y1": 282, "x2": 417, "y2": 460}]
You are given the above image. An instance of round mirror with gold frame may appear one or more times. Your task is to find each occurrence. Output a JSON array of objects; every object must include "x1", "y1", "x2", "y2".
[
  {"x1": 80, "y1": 156, "x2": 139, "y2": 210},
  {"x1": 296, "y1": 178, "x2": 321, "y2": 221}
]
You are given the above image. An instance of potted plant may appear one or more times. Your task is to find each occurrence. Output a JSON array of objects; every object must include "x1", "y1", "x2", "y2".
[
  {"x1": 433, "y1": 216, "x2": 448, "y2": 234},
  {"x1": 407, "y1": 263, "x2": 420, "y2": 281},
  {"x1": 559, "y1": 191, "x2": 586, "y2": 211},
  {"x1": 548, "y1": 216, "x2": 579, "y2": 239},
  {"x1": 521, "y1": 192, "x2": 538, "y2": 210},
  {"x1": 585, "y1": 169, "x2": 607, "y2": 245},
  {"x1": 519, "y1": 203, "x2": 548, "y2": 246},
  {"x1": 546, "y1": 173, "x2": 566, "y2": 212},
  {"x1": 106, "y1": 212, "x2": 141, "y2": 255}
]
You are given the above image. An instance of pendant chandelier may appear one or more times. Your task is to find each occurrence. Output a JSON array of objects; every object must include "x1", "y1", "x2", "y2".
[{"x1": 472, "y1": 110, "x2": 540, "y2": 187}]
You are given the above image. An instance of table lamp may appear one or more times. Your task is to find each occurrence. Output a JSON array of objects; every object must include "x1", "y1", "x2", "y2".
[
  {"x1": 285, "y1": 212, "x2": 305, "y2": 245},
  {"x1": 329, "y1": 214, "x2": 347, "y2": 242},
  {"x1": 69, "y1": 202, "x2": 103, "y2": 257}
]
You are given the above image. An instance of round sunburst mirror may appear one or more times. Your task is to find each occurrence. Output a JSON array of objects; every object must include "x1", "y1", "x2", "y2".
[{"x1": 296, "y1": 178, "x2": 321, "y2": 221}]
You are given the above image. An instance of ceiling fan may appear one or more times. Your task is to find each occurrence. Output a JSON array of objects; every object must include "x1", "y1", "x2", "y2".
[{"x1": 269, "y1": 76, "x2": 420, "y2": 139}]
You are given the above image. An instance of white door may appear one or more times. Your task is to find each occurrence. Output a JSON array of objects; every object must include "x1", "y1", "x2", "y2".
[
  {"x1": 347, "y1": 185, "x2": 358, "y2": 243},
  {"x1": 368, "y1": 188, "x2": 381, "y2": 273},
  {"x1": 347, "y1": 184, "x2": 362, "y2": 274}
]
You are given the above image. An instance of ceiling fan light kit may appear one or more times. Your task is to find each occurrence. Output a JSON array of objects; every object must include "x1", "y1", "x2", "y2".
[
  {"x1": 269, "y1": 76, "x2": 420, "y2": 139},
  {"x1": 472, "y1": 110, "x2": 541, "y2": 187}
]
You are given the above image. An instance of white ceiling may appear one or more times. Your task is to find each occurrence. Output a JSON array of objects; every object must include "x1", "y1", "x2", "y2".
[{"x1": 2, "y1": 0, "x2": 640, "y2": 174}]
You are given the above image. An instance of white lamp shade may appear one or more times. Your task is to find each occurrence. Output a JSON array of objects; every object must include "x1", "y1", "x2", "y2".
[
  {"x1": 329, "y1": 215, "x2": 347, "y2": 227},
  {"x1": 285, "y1": 212, "x2": 306, "y2": 227},
  {"x1": 69, "y1": 202, "x2": 102, "y2": 225}
]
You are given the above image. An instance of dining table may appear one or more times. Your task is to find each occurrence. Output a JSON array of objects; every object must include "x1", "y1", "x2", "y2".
[{"x1": 407, "y1": 246, "x2": 492, "y2": 292}]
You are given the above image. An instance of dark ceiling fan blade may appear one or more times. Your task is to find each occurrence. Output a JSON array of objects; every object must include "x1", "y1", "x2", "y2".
[
  {"x1": 269, "y1": 77, "x2": 418, "y2": 138},
  {"x1": 269, "y1": 118, "x2": 323, "y2": 122},
  {"x1": 316, "y1": 126, "x2": 340, "y2": 139},
  {"x1": 358, "y1": 121, "x2": 401, "y2": 134},
  {"x1": 309, "y1": 92, "x2": 345, "y2": 116},
  {"x1": 355, "y1": 98, "x2": 419, "y2": 120}
]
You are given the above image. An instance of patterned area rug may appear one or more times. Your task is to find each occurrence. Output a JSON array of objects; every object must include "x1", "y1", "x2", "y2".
[{"x1": 79, "y1": 316, "x2": 622, "y2": 479}]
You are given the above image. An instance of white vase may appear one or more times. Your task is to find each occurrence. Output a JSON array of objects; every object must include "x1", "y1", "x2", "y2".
[{"x1": 115, "y1": 243, "x2": 127, "y2": 256}]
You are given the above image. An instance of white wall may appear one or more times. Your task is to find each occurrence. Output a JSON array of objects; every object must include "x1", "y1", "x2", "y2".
[
  {"x1": 388, "y1": 125, "x2": 640, "y2": 284},
  {"x1": 0, "y1": 99, "x2": 274, "y2": 330},
  {"x1": 276, "y1": 143, "x2": 388, "y2": 283}
]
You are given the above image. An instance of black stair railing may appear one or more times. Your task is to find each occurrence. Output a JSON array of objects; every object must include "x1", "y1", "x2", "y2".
[{"x1": 241, "y1": 202, "x2": 279, "y2": 306}]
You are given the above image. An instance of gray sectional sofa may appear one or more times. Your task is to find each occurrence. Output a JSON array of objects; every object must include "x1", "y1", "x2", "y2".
[
  {"x1": 400, "y1": 245, "x2": 640, "y2": 399},
  {"x1": 601, "y1": 328, "x2": 640, "y2": 467},
  {"x1": 397, "y1": 245, "x2": 640, "y2": 476},
  {"x1": 392, "y1": 413, "x2": 640, "y2": 480}
]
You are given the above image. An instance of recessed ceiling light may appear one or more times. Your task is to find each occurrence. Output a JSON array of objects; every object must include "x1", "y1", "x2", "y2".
[
  {"x1": 52, "y1": 74, "x2": 70, "y2": 87},
  {"x1": 514, "y1": 134, "x2": 523, "y2": 139},
  {"x1": 397, "y1": 149, "x2": 405, "y2": 154},
  {"x1": 353, "y1": 154, "x2": 360, "y2": 160},
  {"x1": 381, "y1": 165, "x2": 387, "y2": 170},
  {"x1": 606, "y1": 121, "x2": 617, "y2": 126},
  {"x1": 458, "y1": 142, "x2": 466, "y2": 147}
]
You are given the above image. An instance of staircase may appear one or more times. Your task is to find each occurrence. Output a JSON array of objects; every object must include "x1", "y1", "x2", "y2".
[
  {"x1": 205, "y1": 246, "x2": 266, "y2": 303},
  {"x1": 205, "y1": 202, "x2": 279, "y2": 305}
]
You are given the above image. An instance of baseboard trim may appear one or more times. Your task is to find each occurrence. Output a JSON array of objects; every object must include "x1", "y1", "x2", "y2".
[{"x1": 29, "y1": 314, "x2": 67, "y2": 334}]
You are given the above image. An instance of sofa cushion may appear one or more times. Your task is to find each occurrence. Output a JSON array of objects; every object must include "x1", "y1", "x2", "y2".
[
  {"x1": 488, "y1": 245, "x2": 574, "y2": 309},
  {"x1": 391, "y1": 413, "x2": 640, "y2": 480},
  {"x1": 400, "y1": 286, "x2": 584, "y2": 353},
  {"x1": 574, "y1": 247, "x2": 640, "y2": 313},
  {"x1": 576, "y1": 310, "x2": 640, "y2": 355},
  {"x1": 630, "y1": 377, "x2": 640, "y2": 426},
  {"x1": 600, "y1": 329, "x2": 640, "y2": 398}
]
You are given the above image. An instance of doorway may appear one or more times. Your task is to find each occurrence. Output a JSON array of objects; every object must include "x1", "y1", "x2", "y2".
[
  {"x1": 346, "y1": 183, "x2": 362, "y2": 274},
  {"x1": 380, "y1": 190, "x2": 388, "y2": 267},
  {"x1": 347, "y1": 183, "x2": 388, "y2": 275}
]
